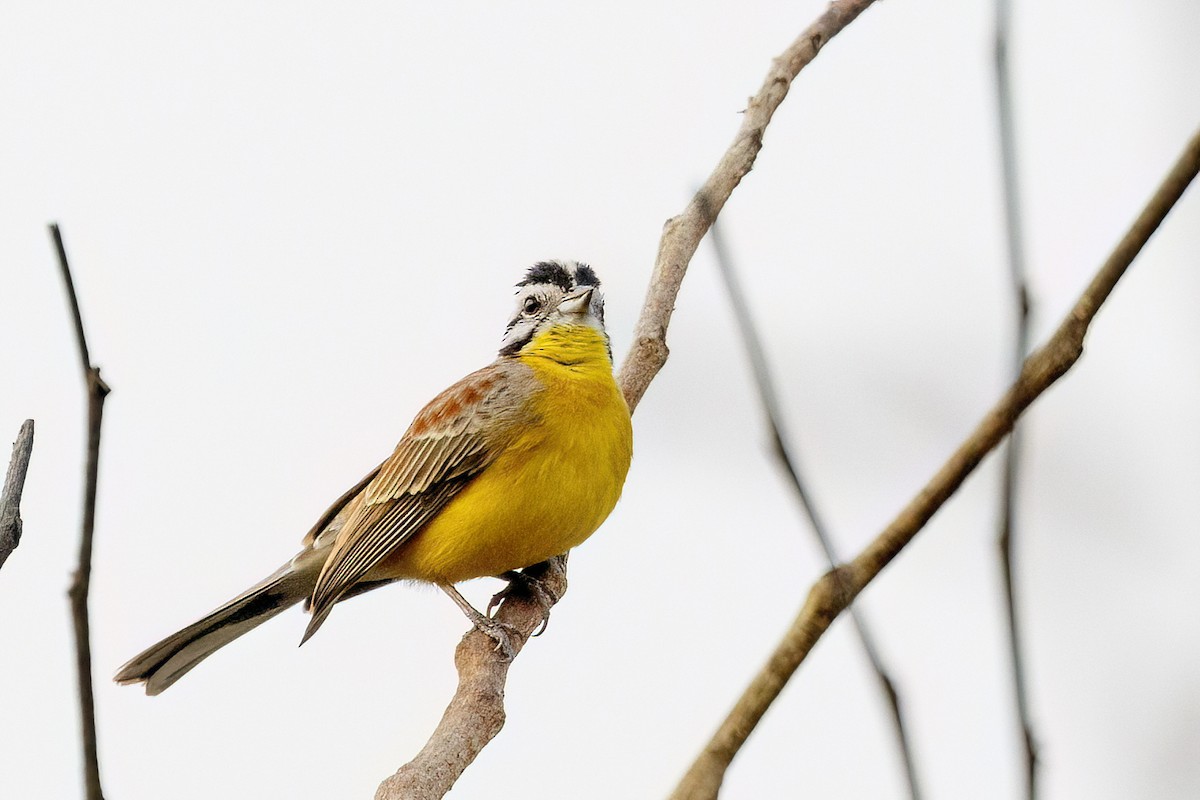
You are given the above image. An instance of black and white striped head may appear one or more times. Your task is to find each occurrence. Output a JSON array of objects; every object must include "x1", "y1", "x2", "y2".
[{"x1": 499, "y1": 260, "x2": 608, "y2": 358}]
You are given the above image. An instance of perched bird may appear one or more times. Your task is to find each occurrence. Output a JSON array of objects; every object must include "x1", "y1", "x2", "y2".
[{"x1": 115, "y1": 260, "x2": 633, "y2": 695}]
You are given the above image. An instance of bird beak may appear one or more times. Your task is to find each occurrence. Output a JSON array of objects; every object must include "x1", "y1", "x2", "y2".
[{"x1": 557, "y1": 287, "x2": 595, "y2": 316}]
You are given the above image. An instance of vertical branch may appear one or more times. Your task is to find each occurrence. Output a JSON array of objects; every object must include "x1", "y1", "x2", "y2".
[
  {"x1": 0, "y1": 420, "x2": 35, "y2": 573},
  {"x1": 50, "y1": 223, "x2": 110, "y2": 800},
  {"x1": 993, "y1": 1, "x2": 1039, "y2": 796},
  {"x1": 708, "y1": 219, "x2": 922, "y2": 800}
]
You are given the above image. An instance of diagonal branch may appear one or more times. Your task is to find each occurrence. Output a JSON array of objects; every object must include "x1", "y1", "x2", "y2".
[
  {"x1": 0, "y1": 420, "x2": 35, "y2": 574},
  {"x1": 373, "y1": 3, "x2": 880, "y2": 797},
  {"x1": 668, "y1": 127, "x2": 1200, "y2": 800},
  {"x1": 709, "y1": 218, "x2": 922, "y2": 800},
  {"x1": 50, "y1": 223, "x2": 110, "y2": 800},
  {"x1": 617, "y1": 0, "x2": 880, "y2": 414},
  {"x1": 992, "y1": 0, "x2": 1040, "y2": 795}
]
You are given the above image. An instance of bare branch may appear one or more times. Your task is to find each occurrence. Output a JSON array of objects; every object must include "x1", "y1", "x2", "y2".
[
  {"x1": 668, "y1": 128, "x2": 1200, "y2": 800},
  {"x1": 992, "y1": 0, "x2": 1040, "y2": 794},
  {"x1": 0, "y1": 420, "x2": 35, "y2": 574},
  {"x1": 709, "y1": 219, "x2": 922, "y2": 800},
  {"x1": 50, "y1": 223, "x2": 110, "y2": 800},
  {"x1": 375, "y1": 3, "x2": 880, "y2": 796},
  {"x1": 617, "y1": 0, "x2": 880, "y2": 413},
  {"x1": 374, "y1": 558, "x2": 567, "y2": 799}
]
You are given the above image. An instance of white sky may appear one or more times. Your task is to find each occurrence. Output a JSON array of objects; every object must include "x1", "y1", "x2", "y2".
[{"x1": 2, "y1": 2, "x2": 1199, "y2": 798}]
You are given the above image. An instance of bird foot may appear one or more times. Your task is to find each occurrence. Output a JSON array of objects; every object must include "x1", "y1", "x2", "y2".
[
  {"x1": 470, "y1": 615, "x2": 522, "y2": 659},
  {"x1": 488, "y1": 565, "x2": 561, "y2": 637},
  {"x1": 439, "y1": 583, "x2": 521, "y2": 658}
]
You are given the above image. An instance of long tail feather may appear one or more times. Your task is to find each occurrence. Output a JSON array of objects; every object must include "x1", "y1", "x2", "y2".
[{"x1": 114, "y1": 552, "x2": 322, "y2": 695}]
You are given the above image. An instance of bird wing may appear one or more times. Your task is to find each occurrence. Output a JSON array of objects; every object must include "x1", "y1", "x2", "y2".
[
  {"x1": 302, "y1": 362, "x2": 522, "y2": 640},
  {"x1": 300, "y1": 464, "x2": 382, "y2": 550}
]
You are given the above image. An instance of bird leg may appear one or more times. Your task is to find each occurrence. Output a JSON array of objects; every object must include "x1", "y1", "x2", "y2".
[
  {"x1": 438, "y1": 583, "x2": 519, "y2": 659},
  {"x1": 487, "y1": 556, "x2": 565, "y2": 637}
]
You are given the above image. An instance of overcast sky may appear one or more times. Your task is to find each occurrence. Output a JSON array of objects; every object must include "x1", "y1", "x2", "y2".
[{"x1": 2, "y1": 2, "x2": 1199, "y2": 798}]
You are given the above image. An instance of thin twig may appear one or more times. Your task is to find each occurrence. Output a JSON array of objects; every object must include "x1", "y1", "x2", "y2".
[
  {"x1": 374, "y1": 4, "x2": 880, "y2": 797},
  {"x1": 993, "y1": 0, "x2": 1039, "y2": 795},
  {"x1": 708, "y1": 219, "x2": 922, "y2": 800},
  {"x1": 0, "y1": 420, "x2": 35, "y2": 574},
  {"x1": 50, "y1": 223, "x2": 110, "y2": 800},
  {"x1": 669, "y1": 128, "x2": 1200, "y2": 800}
]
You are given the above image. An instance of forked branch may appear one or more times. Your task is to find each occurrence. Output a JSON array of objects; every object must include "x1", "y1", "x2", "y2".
[{"x1": 668, "y1": 127, "x2": 1200, "y2": 800}]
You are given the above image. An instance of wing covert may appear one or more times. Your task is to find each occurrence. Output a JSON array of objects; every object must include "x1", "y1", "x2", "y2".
[{"x1": 303, "y1": 362, "x2": 525, "y2": 640}]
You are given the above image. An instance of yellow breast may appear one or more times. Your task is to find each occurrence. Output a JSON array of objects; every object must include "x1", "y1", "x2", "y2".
[{"x1": 387, "y1": 325, "x2": 633, "y2": 583}]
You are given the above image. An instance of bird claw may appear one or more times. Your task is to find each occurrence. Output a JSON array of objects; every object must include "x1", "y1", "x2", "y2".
[
  {"x1": 489, "y1": 567, "x2": 559, "y2": 637},
  {"x1": 471, "y1": 616, "x2": 521, "y2": 659},
  {"x1": 439, "y1": 583, "x2": 521, "y2": 658}
]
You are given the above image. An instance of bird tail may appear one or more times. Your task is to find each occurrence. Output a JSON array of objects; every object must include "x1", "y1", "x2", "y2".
[{"x1": 114, "y1": 550, "x2": 323, "y2": 695}]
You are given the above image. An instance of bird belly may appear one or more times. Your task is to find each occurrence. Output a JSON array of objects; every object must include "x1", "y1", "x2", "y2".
[{"x1": 373, "y1": 360, "x2": 632, "y2": 584}]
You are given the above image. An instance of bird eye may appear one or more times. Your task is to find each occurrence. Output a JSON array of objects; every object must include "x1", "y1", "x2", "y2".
[{"x1": 522, "y1": 296, "x2": 542, "y2": 315}]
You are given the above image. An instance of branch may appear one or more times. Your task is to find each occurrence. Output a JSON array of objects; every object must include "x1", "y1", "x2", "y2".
[
  {"x1": 50, "y1": 223, "x2": 110, "y2": 800},
  {"x1": 668, "y1": 128, "x2": 1200, "y2": 800},
  {"x1": 0, "y1": 420, "x2": 35, "y2": 574},
  {"x1": 992, "y1": 0, "x2": 1039, "y2": 795},
  {"x1": 617, "y1": 0, "x2": 880, "y2": 414},
  {"x1": 709, "y1": 219, "x2": 922, "y2": 800},
  {"x1": 375, "y1": 3, "x2": 879, "y2": 796},
  {"x1": 375, "y1": 558, "x2": 567, "y2": 800}
]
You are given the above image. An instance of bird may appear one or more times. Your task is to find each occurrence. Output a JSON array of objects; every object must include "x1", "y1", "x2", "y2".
[{"x1": 115, "y1": 260, "x2": 633, "y2": 695}]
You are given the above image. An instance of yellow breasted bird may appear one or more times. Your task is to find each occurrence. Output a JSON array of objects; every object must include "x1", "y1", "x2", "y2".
[{"x1": 116, "y1": 261, "x2": 633, "y2": 694}]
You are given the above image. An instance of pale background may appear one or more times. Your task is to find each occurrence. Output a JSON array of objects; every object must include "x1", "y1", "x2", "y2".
[{"x1": 2, "y1": 2, "x2": 1198, "y2": 798}]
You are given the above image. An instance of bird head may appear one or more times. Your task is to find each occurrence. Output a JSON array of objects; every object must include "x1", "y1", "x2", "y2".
[{"x1": 499, "y1": 260, "x2": 608, "y2": 358}]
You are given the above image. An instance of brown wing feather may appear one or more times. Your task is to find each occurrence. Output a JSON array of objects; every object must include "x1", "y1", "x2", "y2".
[{"x1": 303, "y1": 363, "x2": 521, "y2": 641}]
